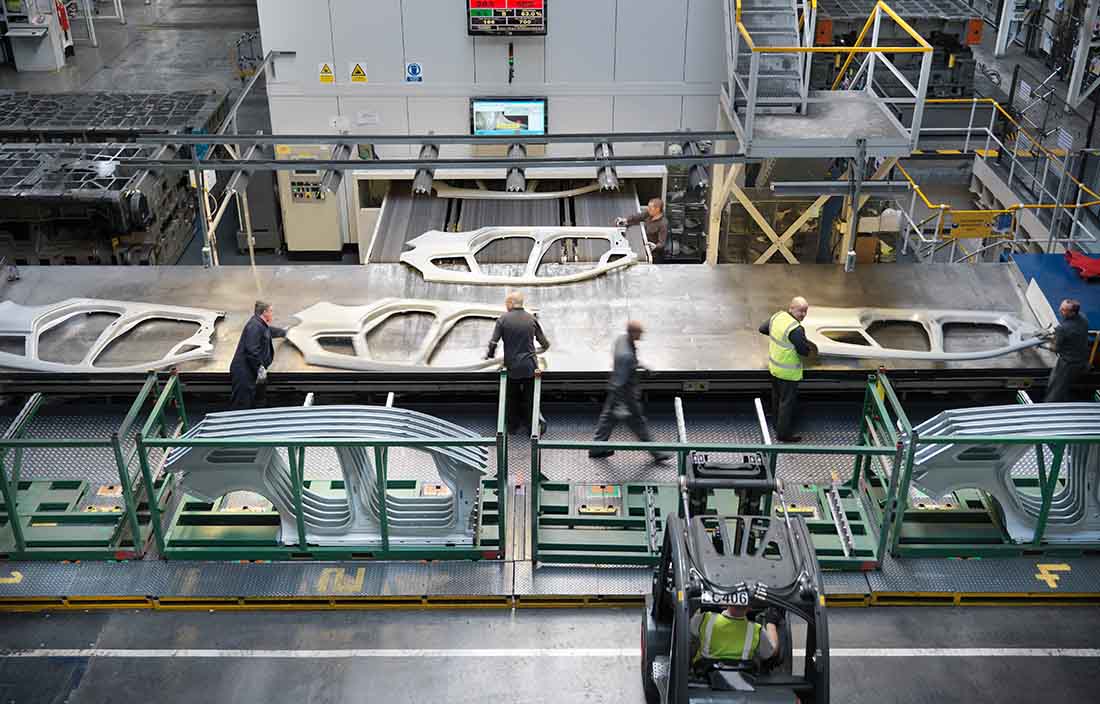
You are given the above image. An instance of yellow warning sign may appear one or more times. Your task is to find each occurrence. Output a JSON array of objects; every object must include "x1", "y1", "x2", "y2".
[
  {"x1": 349, "y1": 62, "x2": 367, "y2": 84},
  {"x1": 318, "y1": 63, "x2": 335, "y2": 84}
]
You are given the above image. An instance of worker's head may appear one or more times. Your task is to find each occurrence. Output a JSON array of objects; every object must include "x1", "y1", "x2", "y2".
[
  {"x1": 627, "y1": 320, "x2": 645, "y2": 342},
  {"x1": 788, "y1": 296, "x2": 809, "y2": 322},
  {"x1": 506, "y1": 291, "x2": 525, "y2": 310},
  {"x1": 647, "y1": 198, "x2": 664, "y2": 218},
  {"x1": 722, "y1": 605, "x2": 749, "y2": 620},
  {"x1": 254, "y1": 300, "x2": 273, "y2": 324},
  {"x1": 1060, "y1": 299, "x2": 1081, "y2": 319}
]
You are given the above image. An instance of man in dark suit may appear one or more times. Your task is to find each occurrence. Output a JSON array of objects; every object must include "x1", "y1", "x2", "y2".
[{"x1": 230, "y1": 300, "x2": 287, "y2": 410}]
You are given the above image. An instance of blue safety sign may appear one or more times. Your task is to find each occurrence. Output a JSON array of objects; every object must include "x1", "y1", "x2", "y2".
[{"x1": 405, "y1": 62, "x2": 423, "y2": 82}]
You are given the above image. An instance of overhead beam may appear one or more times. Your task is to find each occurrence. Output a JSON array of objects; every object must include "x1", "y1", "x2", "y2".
[{"x1": 138, "y1": 130, "x2": 751, "y2": 147}]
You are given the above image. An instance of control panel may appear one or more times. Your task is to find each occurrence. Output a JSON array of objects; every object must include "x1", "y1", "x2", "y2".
[{"x1": 289, "y1": 179, "x2": 326, "y2": 202}]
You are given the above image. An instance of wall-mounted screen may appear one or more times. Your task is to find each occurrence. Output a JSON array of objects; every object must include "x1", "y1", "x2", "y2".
[
  {"x1": 468, "y1": 0, "x2": 546, "y2": 36},
  {"x1": 471, "y1": 97, "x2": 547, "y2": 136}
]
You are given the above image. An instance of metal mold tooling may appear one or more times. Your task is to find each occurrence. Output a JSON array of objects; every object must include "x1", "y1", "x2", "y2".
[
  {"x1": 802, "y1": 307, "x2": 1046, "y2": 361},
  {"x1": 0, "y1": 298, "x2": 224, "y2": 373},
  {"x1": 164, "y1": 405, "x2": 488, "y2": 547},
  {"x1": 287, "y1": 298, "x2": 505, "y2": 372},
  {"x1": 400, "y1": 226, "x2": 638, "y2": 285},
  {"x1": 909, "y1": 404, "x2": 1100, "y2": 544}
]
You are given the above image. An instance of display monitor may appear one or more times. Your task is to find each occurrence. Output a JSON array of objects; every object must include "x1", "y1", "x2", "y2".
[
  {"x1": 467, "y1": 0, "x2": 546, "y2": 36},
  {"x1": 471, "y1": 97, "x2": 547, "y2": 137}
]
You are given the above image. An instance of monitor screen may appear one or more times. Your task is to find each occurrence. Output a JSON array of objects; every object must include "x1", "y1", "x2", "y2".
[{"x1": 471, "y1": 98, "x2": 547, "y2": 137}]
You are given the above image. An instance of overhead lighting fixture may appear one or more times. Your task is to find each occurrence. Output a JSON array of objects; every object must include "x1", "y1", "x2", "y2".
[
  {"x1": 506, "y1": 143, "x2": 526, "y2": 192},
  {"x1": 320, "y1": 143, "x2": 353, "y2": 193},
  {"x1": 413, "y1": 144, "x2": 439, "y2": 195},
  {"x1": 595, "y1": 142, "x2": 619, "y2": 191}
]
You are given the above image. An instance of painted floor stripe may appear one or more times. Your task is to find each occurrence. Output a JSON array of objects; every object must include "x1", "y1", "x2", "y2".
[{"x1": 4, "y1": 648, "x2": 1100, "y2": 659}]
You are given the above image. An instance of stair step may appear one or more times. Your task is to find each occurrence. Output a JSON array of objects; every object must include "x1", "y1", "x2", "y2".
[
  {"x1": 736, "y1": 52, "x2": 801, "y2": 73},
  {"x1": 738, "y1": 0, "x2": 797, "y2": 10},
  {"x1": 742, "y1": 30, "x2": 800, "y2": 47},
  {"x1": 740, "y1": 13, "x2": 799, "y2": 31}
]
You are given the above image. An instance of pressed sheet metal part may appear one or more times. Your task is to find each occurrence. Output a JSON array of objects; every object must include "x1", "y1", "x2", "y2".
[
  {"x1": 400, "y1": 226, "x2": 638, "y2": 285},
  {"x1": 910, "y1": 404, "x2": 1100, "y2": 544},
  {"x1": 286, "y1": 298, "x2": 505, "y2": 372},
  {"x1": 0, "y1": 298, "x2": 224, "y2": 373},
  {"x1": 802, "y1": 306, "x2": 1046, "y2": 361},
  {"x1": 164, "y1": 406, "x2": 488, "y2": 547},
  {"x1": 431, "y1": 182, "x2": 602, "y2": 200}
]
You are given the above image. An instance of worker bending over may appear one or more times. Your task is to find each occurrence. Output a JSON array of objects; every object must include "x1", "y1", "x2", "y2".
[
  {"x1": 487, "y1": 291, "x2": 550, "y2": 434},
  {"x1": 616, "y1": 197, "x2": 669, "y2": 264},
  {"x1": 1044, "y1": 298, "x2": 1090, "y2": 402},
  {"x1": 589, "y1": 321, "x2": 671, "y2": 462},
  {"x1": 230, "y1": 301, "x2": 287, "y2": 410},
  {"x1": 691, "y1": 605, "x2": 780, "y2": 665},
  {"x1": 759, "y1": 297, "x2": 818, "y2": 442}
]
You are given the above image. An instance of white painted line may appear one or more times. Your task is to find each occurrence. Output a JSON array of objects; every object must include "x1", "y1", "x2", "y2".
[{"x1": 4, "y1": 648, "x2": 1100, "y2": 659}]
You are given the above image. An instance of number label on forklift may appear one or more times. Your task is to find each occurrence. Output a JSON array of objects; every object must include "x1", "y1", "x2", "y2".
[{"x1": 702, "y1": 590, "x2": 750, "y2": 606}]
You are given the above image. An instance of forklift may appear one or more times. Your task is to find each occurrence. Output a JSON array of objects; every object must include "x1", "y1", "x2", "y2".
[{"x1": 640, "y1": 448, "x2": 830, "y2": 703}]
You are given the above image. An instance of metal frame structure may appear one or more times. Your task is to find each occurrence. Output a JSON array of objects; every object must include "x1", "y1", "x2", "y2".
[
  {"x1": 400, "y1": 227, "x2": 638, "y2": 286},
  {"x1": 0, "y1": 298, "x2": 224, "y2": 374},
  {"x1": 286, "y1": 299, "x2": 506, "y2": 372},
  {"x1": 528, "y1": 376, "x2": 893, "y2": 569},
  {"x1": 136, "y1": 372, "x2": 510, "y2": 561},
  {"x1": 0, "y1": 375, "x2": 167, "y2": 560},
  {"x1": 802, "y1": 306, "x2": 1047, "y2": 361}
]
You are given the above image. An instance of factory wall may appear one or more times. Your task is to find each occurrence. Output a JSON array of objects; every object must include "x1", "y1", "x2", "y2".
[{"x1": 258, "y1": 0, "x2": 727, "y2": 156}]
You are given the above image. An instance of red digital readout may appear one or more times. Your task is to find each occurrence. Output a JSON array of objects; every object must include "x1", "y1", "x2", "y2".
[{"x1": 470, "y1": 0, "x2": 543, "y2": 8}]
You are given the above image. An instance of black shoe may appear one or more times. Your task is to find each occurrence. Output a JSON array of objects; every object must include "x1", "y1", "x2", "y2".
[
  {"x1": 778, "y1": 435, "x2": 803, "y2": 443},
  {"x1": 588, "y1": 449, "x2": 615, "y2": 459},
  {"x1": 652, "y1": 452, "x2": 673, "y2": 463}
]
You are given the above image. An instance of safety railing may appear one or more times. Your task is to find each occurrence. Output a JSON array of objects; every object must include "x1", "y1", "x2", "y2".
[
  {"x1": 725, "y1": 0, "x2": 932, "y2": 153},
  {"x1": 132, "y1": 370, "x2": 511, "y2": 561},
  {"x1": 897, "y1": 98, "x2": 1100, "y2": 261},
  {"x1": 0, "y1": 374, "x2": 166, "y2": 560}
]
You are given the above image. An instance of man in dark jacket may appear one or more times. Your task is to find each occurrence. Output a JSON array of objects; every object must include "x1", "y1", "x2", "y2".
[
  {"x1": 487, "y1": 291, "x2": 550, "y2": 434},
  {"x1": 589, "y1": 321, "x2": 671, "y2": 462},
  {"x1": 230, "y1": 301, "x2": 287, "y2": 410},
  {"x1": 616, "y1": 198, "x2": 669, "y2": 264},
  {"x1": 1044, "y1": 298, "x2": 1091, "y2": 402}
]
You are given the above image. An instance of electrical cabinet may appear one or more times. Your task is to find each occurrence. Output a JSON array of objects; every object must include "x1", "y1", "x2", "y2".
[{"x1": 275, "y1": 145, "x2": 343, "y2": 254}]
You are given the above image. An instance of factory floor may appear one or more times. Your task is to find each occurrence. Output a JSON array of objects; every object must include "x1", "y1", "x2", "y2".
[{"x1": 1, "y1": 607, "x2": 1098, "y2": 703}]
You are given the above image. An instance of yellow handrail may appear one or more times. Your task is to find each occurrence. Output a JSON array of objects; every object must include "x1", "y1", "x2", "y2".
[{"x1": 828, "y1": 1, "x2": 931, "y2": 90}]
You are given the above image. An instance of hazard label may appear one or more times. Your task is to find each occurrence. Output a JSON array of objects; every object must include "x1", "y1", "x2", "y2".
[
  {"x1": 319, "y1": 63, "x2": 335, "y2": 84},
  {"x1": 349, "y1": 62, "x2": 368, "y2": 84}
]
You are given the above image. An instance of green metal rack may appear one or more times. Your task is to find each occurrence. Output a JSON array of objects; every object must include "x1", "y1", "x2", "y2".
[
  {"x1": 529, "y1": 375, "x2": 898, "y2": 569},
  {"x1": 136, "y1": 372, "x2": 511, "y2": 561},
  {"x1": 0, "y1": 375, "x2": 167, "y2": 560}
]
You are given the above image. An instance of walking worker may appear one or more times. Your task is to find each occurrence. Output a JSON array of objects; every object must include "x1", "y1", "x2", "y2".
[
  {"x1": 759, "y1": 296, "x2": 818, "y2": 442},
  {"x1": 616, "y1": 197, "x2": 669, "y2": 263},
  {"x1": 230, "y1": 300, "x2": 287, "y2": 410},
  {"x1": 1044, "y1": 298, "x2": 1090, "y2": 402},
  {"x1": 486, "y1": 291, "x2": 550, "y2": 434},
  {"x1": 588, "y1": 321, "x2": 671, "y2": 462}
]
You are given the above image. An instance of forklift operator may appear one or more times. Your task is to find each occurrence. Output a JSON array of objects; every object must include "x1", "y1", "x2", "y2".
[{"x1": 690, "y1": 605, "x2": 780, "y2": 665}]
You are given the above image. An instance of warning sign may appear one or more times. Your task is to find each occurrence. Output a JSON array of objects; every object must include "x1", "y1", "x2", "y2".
[
  {"x1": 349, "y1": 62, "x2": 368, "y2": 84},
  {"x1": 318, "y1": 63, "x2": 335, "y2": 84}
]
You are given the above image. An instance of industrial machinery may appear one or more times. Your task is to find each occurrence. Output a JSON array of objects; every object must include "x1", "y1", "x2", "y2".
[
  {"x1": 641, "y1": 469, "x2": 829, "y2": 703},
  {"x1": 0, "y1": 143, "x2": 199, "y2": 265},
  {"x1": 275, "y1": 144, "x2": 345, "y2": 256}
]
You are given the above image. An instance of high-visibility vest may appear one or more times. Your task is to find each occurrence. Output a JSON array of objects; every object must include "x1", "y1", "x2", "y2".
[
  {"x1": 768, "y1": 311, "x2": 803, "y2": 381},
  {"x1": 694, "y1": 613, "x2": 762, "y2": 663}
]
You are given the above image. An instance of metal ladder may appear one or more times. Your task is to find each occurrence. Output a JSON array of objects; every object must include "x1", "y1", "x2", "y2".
[{"x1": 733, "y1": 0, "x2": 805, "y2": 114}]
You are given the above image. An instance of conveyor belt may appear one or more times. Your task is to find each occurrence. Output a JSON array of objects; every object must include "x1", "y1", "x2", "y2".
[{"x1": 369, "y1": 182, "x2": 450, "y2": 263}]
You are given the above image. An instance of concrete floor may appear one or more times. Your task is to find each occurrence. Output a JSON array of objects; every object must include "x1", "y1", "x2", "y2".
[{"x1": 1, "y1": 607, "x2": 1098, "y2": 703}]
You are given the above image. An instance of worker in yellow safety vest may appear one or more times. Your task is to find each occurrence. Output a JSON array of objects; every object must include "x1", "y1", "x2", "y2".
[
  {"x1": 691, "y1": 605, "x2": 780, "y2": 665},
  {"x1": 758, "y1": 297, "x2": 818, "y2": 442}
]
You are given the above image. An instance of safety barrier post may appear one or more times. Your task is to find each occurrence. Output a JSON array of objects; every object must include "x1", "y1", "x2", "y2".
[
  {"x1": 498, "y1": 369, "x2": 509, "y2": 558},
  {"x1": 530, "y1": 373, "x2": 542, "y2": 562},
  {"x1": 374, "y1": 445, "x2": 390, "y2": 552},
  {"x1": 888, "y1": 429, "x2": 918, "y2": 555},
  {"x1": 1031, "y1": 443, "x2": 1066, "y2": 547}
]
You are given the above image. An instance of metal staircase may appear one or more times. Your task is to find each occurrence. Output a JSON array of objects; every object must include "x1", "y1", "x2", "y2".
[{"x1": 733, "y1": 0, "x2": 806, "y2": 114}]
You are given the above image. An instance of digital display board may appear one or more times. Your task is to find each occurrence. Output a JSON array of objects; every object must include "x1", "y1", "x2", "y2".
[
  {"x1": 471, "y1": 98, "x2": 547, "y2": 136},
  {"x1": 468, "y1": 0, "x2": 546, "y2": 36}
]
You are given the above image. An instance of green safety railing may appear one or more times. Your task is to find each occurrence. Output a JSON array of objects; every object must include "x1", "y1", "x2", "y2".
[
  {"x1": 0, "y1": 373, "x2": 168, "y2": 560},
  {"x1": 529, "y1": 374, "x2": 898, "y2": 567},
  {"x1": 134, "y1": 370, "x2": 511, "y2": 561}
]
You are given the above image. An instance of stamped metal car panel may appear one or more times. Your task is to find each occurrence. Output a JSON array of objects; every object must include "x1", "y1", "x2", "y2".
[
  {"x1": 400, "y1": 226, "x2": 638, "y2": 285},
  {"x1": 287, "y1": 298, "x2": 506, "y2": 372},
  {"x1": 0, "y1": 298, "x2": 224, "y2": 373},
  {"x1": 802, "y1": 306, "x2": 1046, "y2": 361}
]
